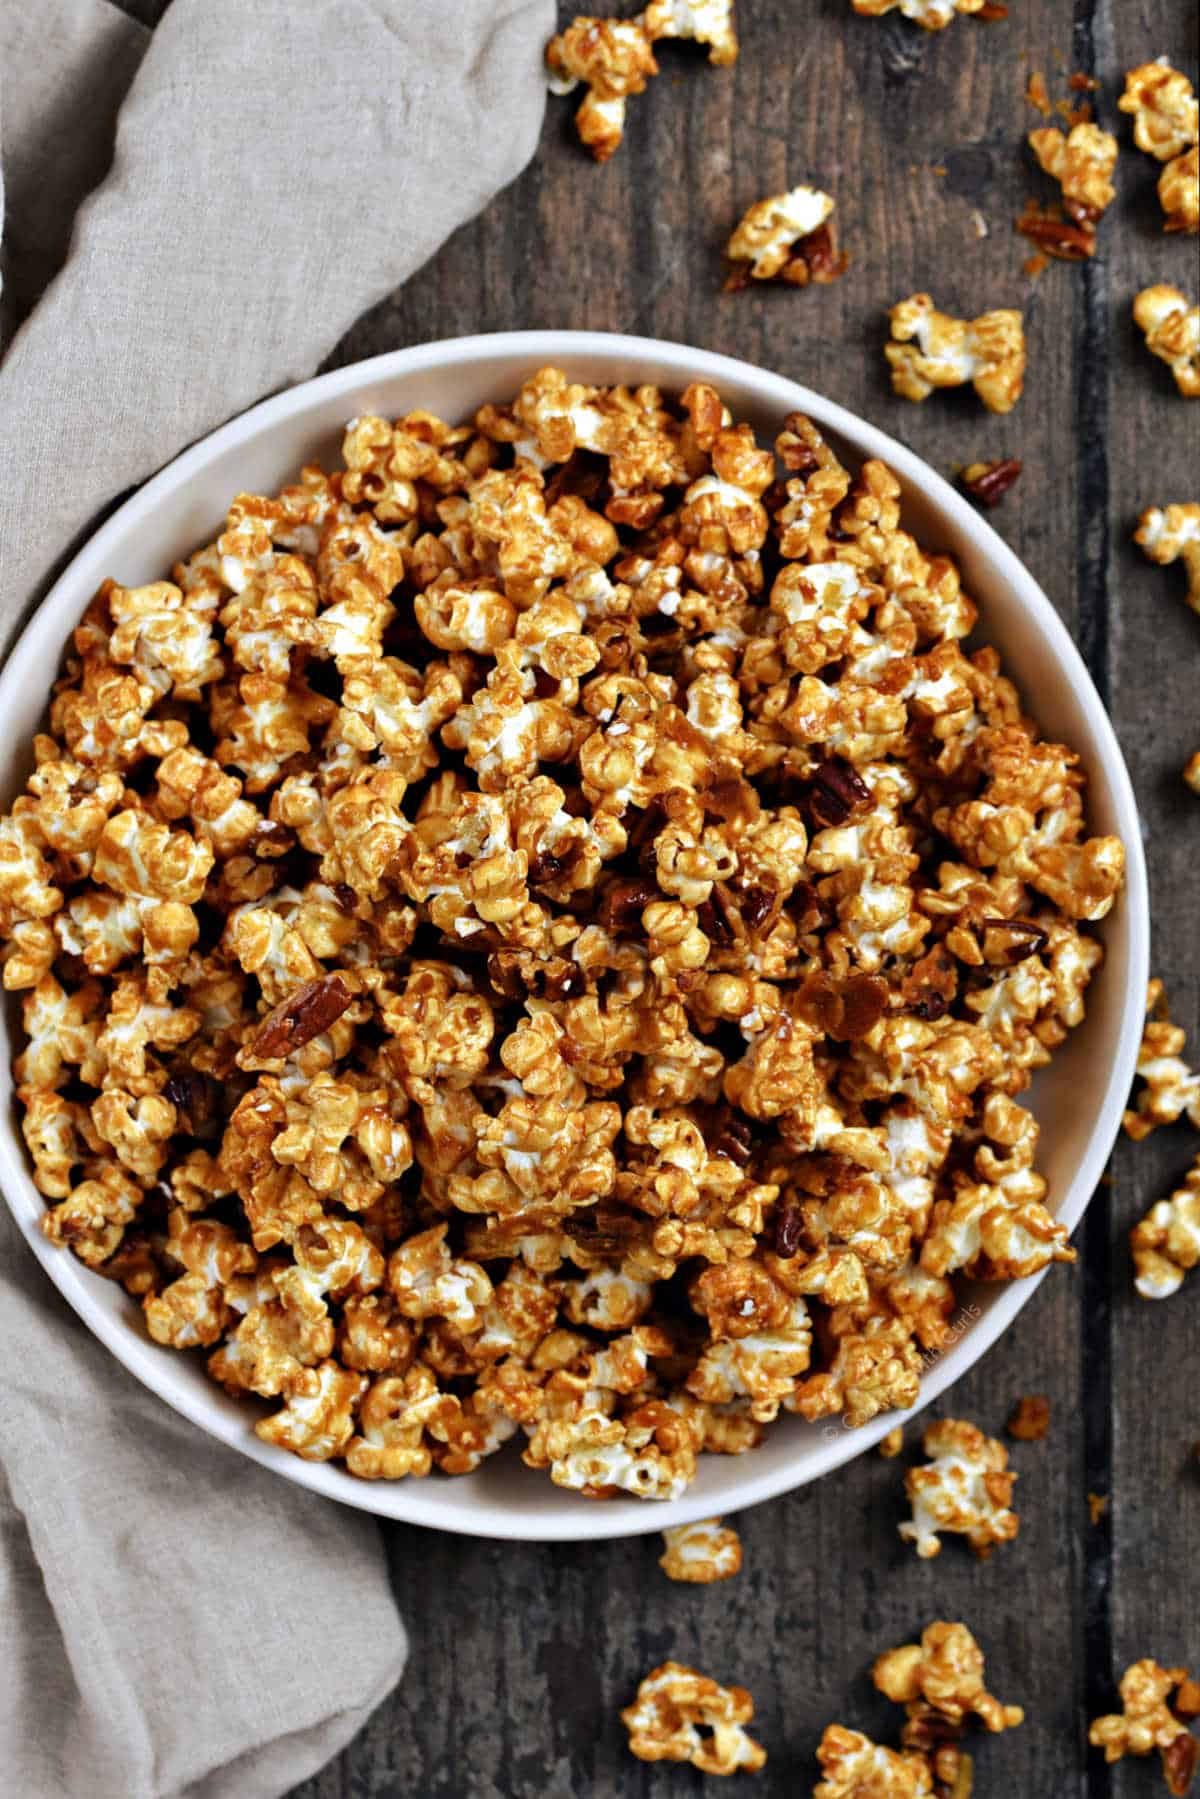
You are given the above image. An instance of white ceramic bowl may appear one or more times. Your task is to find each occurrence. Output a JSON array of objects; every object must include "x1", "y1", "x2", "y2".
[{"x1": 0, "y1": 331, "x2": 1148, "y2": 1540}]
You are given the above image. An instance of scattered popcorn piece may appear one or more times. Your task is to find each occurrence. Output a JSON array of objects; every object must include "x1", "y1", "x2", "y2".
[
  {"x1": 874, "y1": 1620, "x2": 1024, "y2": 1741},
  {"x1": 1006, "y1": 1393, "x2": 1050, "y2": 1440},
  {"x1": 725, "y1": 186, "x2": 847, "y2": 288},
  {"x1": 1090, "y1": 1660, "x2": 1200, "y2": 1796},
  {"x1": 1119, "y1": 60, "x2": 1200, "y2": 163},
  {"x1": 621, "y1": 1660, "x2": 766, "y2": 1774},
  {"x1": 1131, "y1": 1156, "x2": 1200, "y2": 1300},
  {"x1": 545, "y1": 15, "x2": 658, "y2": 161},
  {"x1": 1137, "y1": 503, "x2": 1200, "y2": 613},
  {"x1": 1123, "y1": 980, "x2": 1200, "y2": 1139},
  {"x1": 886, "y1": 295, "x2": 1026, "y2": 413},
  {"x1": 850, "y1": 0, "x2": 990, "y2": 30},
  {"x1": 1160, "y1": 146, "x2": 1200, "y2": 234},
  {"x1": 814, "y1": 1726, "x2": 936, "y2": 1798},
  {"x1": 659, "y1": 1516, "x2": 743, "y2": 1582},
  {"x1": 1134, "y1": 287, "x2": 1200, "y2": 398},
  {"x1": 899, "y1": 1418, "x2": 1019, "y2": 1559},
  {"x1": 643, "y1": 0, "x2": 739, "y2": 64},
  {"x1": 1028, "y1": 123, "x2": 1118, "y2": 248},
  {"x1": 880, "y1": 1424, "x2": 905, "y2": 1458}
]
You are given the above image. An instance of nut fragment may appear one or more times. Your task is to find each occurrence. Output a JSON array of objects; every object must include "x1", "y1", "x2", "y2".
[
  {"x1": 960, "y1": 460, "x2": 1022, "y2": 508},
  {"x1": 246, "y1": 972, "x2": 355, "y2": 1061},
  {"x1": 1006, "y1": 1393, "x2": 1050, "y2": 1440}
]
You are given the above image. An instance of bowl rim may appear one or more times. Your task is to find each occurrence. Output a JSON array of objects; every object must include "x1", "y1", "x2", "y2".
[{"x1": 0, "y1": 329, "x2": 1149, "y2": 1540}]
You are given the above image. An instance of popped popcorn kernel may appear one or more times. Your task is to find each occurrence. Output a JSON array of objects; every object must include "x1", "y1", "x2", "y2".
[
  {"x1": 1028, "y1": 124, "x2": 1118, "y2": 245},
  {"x1": 1134, "y1": 287, "x2": 1200, "y2": 397},
  {"x1": 1136, "y1": 504, "x2": 1200, "y2": 612},
  {"x1": 873, "y1": 1620, "x2": 1024, "y2": 1738},
  {"x1": 1131, "y1": 1157, "x2": 1200, "y2": 1300},
  {"x1": 725, "y1": 186, "x2": 847, "y2": 287},
  {"x1": 1120, "y1": 60, "x2": 1199, "y2": 163},
  {"x1": 622, "y1": 1660, "x2": 766, "y2": 1774},
  {"x1": 886, "y1": 295, "x2": 1026, "y2": 414},
  {"x1": 1090, "y1": 1660, "x2": 1199, "y2": 1794},
  {"x1": 1123, "y1": 979, "x2": 1200, "y2": 1139},
  {"x1": 851, "y1": 0, "x2": 989, "y2": 29},
  {"x1": 659, "y1": 1516, "x2": 743, "y2": 1582},
  {"x1": 899, "y1": 1418, "x2": 1020, "y2": 1559},
  {"x1": 814, "y1": 1726, "x2": 934, "y2": 1799},
  {"x1": 1160, "y1": 146, "x2": 1200, "y2": 234}
]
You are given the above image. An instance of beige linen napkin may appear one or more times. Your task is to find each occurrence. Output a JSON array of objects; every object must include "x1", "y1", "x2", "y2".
[{"x1": 0, "y1": 2, "x2": 551, "y2": 1795}]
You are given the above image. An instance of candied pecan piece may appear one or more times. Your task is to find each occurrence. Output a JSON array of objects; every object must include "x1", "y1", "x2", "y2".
[
  {"x1": 772, "y1": 1200, "x2": 803, "y2": 1258},
  {"x1": 810, "y1": 757, "x2": 873, "y2": 829},
  {"x1": 248, "y1": 972, "x2": 355, "y2": 1060},
  {"x1": 1015, "y1": 200, "x2": 1095, "y2": 259},
  {"x1": 981, "y1": 917, "x2": 1049, "y2": 965},
  {"x1": 960, "y1": 460, "x2": 1023, "y2": 507},
  {"x1": 796, "y1": 969, "x2": 889, "y2": 1041}
]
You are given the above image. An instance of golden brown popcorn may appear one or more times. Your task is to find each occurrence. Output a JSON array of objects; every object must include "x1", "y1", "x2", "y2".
[
  {"x1": 814, "y1": 1726, "x2": 934, "y2": 1799},
  {"x1": 1130, "y1": 1157, "x2": 1200, "y2": 1300},
  {"x1": 643, "y1": 0, "x2": 738, "y2": 65},
  {"x1": 1123, "y1": 979, "x2": 1200, "y2": 1140},
  {"x1": 1134, "y1": 287, "x2": 1200, "y2": 397},
  {"x1": 724, "y1": 186, "x2": 847, "y2": 288},
  {"x1": 255, "y1": 1359, "x2": 366, "y2": 1461},
  {"x1": 545, "y1": 16, "x2": 659, "y2": 163},
  {"x1": 898, "y1": 1418, "x2": 1020, "y2": 1559},
  {"x1": 345, "y1": 1365, "x2": 457, "y2": 1479},
  {"x1": 1120, "y1": 59, "x2": 1200, "y2": 163},
  {"x1": 874, "y1": 1620, "x2": 1024, "y2": 1739},
  {"x1": 879, "y1": 1425, "x2": 905, "y2": 1458},
  {"x1": 1160, "y1": 146, "x2": 1200, "y2": 234},
  {"x1": 1027, "y1": 123, "x2": 1118, "y2": 245},
  {"x1": 659, "y1": 1516, "x2": 743, "y2": 1582},
  {"x1": 1006, "y1": 1393, "x2": 1050, "y2": 1440},
  {"x1": 1136, "y1": 503, "x2": 1200, "y2": 612},
  {"x1": 40, "y1": 1163, "x2": 142, "y2": 1267},
  {"x1": 621, "y1": 1660, "x2": 766, "y2": 1774},
  {"x1": 851, "y1": 0, "x2": 988, "y2": 27},
  {"x1": 1090, "y1": 1660, "x2": 1199, "y2": 1795},
  {"x1": 886, "y1": 296, "x2": 1026, "y2": 414}
]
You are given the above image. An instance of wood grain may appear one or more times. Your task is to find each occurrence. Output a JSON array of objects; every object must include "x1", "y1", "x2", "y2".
[{"x1": 113, "y1": 2, "x2": 1200, "y2": 1793}]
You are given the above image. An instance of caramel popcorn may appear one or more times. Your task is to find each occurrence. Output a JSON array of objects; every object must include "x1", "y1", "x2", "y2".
[
  {"x1": 1134, "y1": 287, "x2": 1200, "y2": 398},
  {"x1": 899, "y1": 1418, "x2": 1020, "y2": 1559},
  {"x1": 1137, "y1": 504, "x2": 1200, "y2": 613},
  {"x1": 873, "y1": 1620, "x2": 1024, "y2": 1739},
  {"x1": 1028, "y1": 123, "x2": 1118, "y2": 248},
  {"x1": 1131, "y1": 1156, "x2": 1200, "y2": 1300},
  {"x1": 1120, "y1": 60, "x2": 1200, "y2": 163},
  {"x1": 851, "y1": 0, "x2": 988, "y2": 29},
  {"x1": 886, "y1": 296, "x2": 1026, "y2": 414},
  {"x1": 659, "y1": 1515, "x2": 743, "y2": 1581},
  {"x1": 622, "y1": 1660, "x2": 766, "y2": 1774},
  {"x1": 546, "y1": 4, "x2": 735, "y2": 163},
  {"x1": 1090, "y1": 1660, "x2": 1199, "y2": 1795},
  {"x1": 1123, "y1": 980, "x2": 1200, "y2": 1140},
  {"x1": 725, "y1": 186, "x2": 847, "y2": 288},
  {"x1": 3, "y1": 371, "x2": 1120, "y2": 1494},
  {"x1": 1160, "y1": 146, "x2": 1200, "y2": 234},
  {"x1": 814, "y1": 1727, "x2": 935, "y2": 1798}
]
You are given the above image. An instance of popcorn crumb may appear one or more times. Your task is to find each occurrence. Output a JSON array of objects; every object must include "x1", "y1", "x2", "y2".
[
  {"x1": 1088, "y1": 1491, "x2": 1109, "y2": 1525},
  {"x1": 659, "y1": 1515, "x2": 743, "y2": 1582},
  {"x1": 899, "y1": 1418, "x2": 1019, "y2": 1559},
  {"x1": 622, "y1": 1661, "x2": 766, "y2": 1774},
  {"x1": 1006, "y1": 1393, "x2": 1050, "y2": 1440},
  {"x1": 1025, "y1": 71, "x2": 1051, "y2": 117},
  {"x1": 880, "y1": 1425, "x2": 905, "y2": 1458}
]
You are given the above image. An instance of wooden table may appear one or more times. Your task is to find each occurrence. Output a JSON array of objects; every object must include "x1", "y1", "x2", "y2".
[{"x1": 120, "y1": 3, "x2": 1199, "y2": 1791}]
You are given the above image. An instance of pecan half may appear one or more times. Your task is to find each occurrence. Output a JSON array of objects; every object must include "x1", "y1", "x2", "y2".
[
  {"x1": 780, "y1": 223, "x2": 850, "y2": 288},
  {"x1": 248, "y1": 972, "x2": 355, "y2": 1060},
  {"x1": 981, "y1": 917, "x2": 1049, "y2": 965},
  {"x1": 601, "y1": 878, "x2": 658, "y2": 937},
  {"x1": 1163, "y1": 1733, "x2": 1199, "y2": 1799},
  {"x1": 796, "y1": 970, "x2": 888, "y2": 1042},
  {"x1": 961, "y1": 459, "x2": 1023, "y2": 507},
  {"x1": 810, "y1": 757, "x2": 873, "y2": 829},
  {"x1": 1015, "y1": 201, "x2": 1095, "y2": 260}
]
